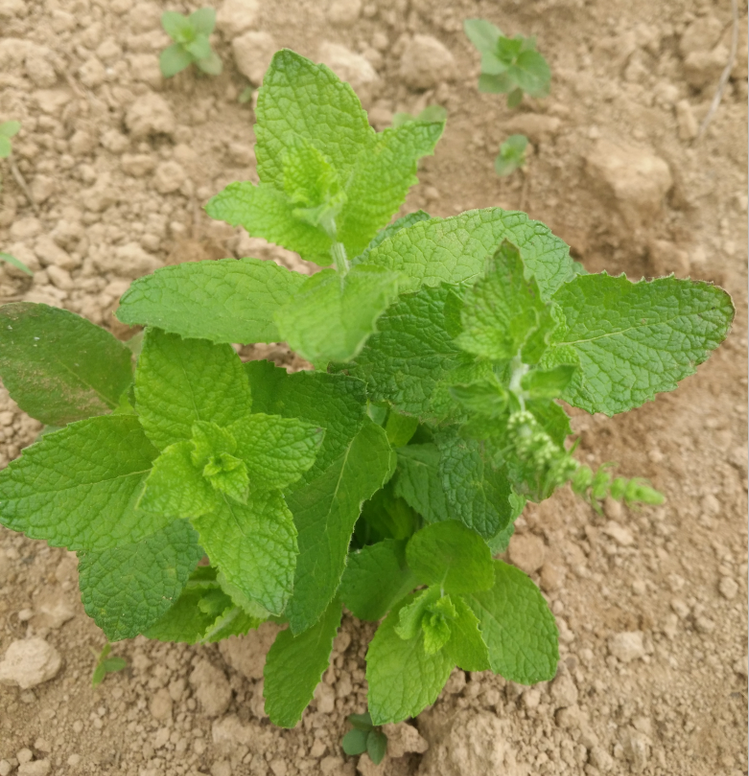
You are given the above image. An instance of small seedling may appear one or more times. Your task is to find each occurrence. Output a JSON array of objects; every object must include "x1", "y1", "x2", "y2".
[
  {"x1": 494, "y1": 134, "x2": 528, "y2": 177},
  {"x1": 91, "y1": 643, "x2": 127, "y2": 687},
  {"x1": 342, "y1": 712, "x2": 388, "y2": 764},
  {"x1": 0, "y1": 121, "x2": 20, "y2": 159},
  {"x1": 0, "y1": 50, "x2": 734, "y2": 731},
  {"x1": 0, "y1": 252, "x2": 33, "y2": 276},
  {"x1": 464, "y1": 19, "x2": 550, "y2": 107},
  {"x1": 392, "y1": 105, "x2": 448, "y2": 129},
  {"x1": 160, "y1": 8, "x2": 222, "y2": 78}
]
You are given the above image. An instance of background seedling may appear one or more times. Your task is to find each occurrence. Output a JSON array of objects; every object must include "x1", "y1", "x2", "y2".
[
  {"x1": 160, "y1": 8, "x2": 222, "y2": 78},
  {"x1": 392, "y1": 105, "x2": 448, "y2": 129},
  {"x1": 494, "y1": 134, "x2": 528, "y2": 177},
  {"x1": 341, "y1": 712, "x2": 388, "y2": 764},
  {"x1": 464, "y1": 19, "x2": 550, "y2": 107},
  {"x1": 91, "y1": 643, "x2": 127, "y2": 687}
]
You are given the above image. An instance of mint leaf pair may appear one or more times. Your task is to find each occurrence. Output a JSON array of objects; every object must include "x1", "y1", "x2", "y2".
[{"x1": 365, "y1": 521, "x2": 557, "y2": 724}]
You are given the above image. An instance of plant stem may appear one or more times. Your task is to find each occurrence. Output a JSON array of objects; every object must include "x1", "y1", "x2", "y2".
[
  {"x1": 508, "y1": 355, "x2": 530, "y2": 411},
  {"x1": 331, "y1": 241, "x2": 349, "y2": 276}
]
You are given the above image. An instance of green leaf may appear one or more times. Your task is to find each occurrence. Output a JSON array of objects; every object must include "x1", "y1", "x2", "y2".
[
  {"x1": 285, "y1": 418, "x2": 395, "y2": 634},
  {"x1": 139, "y1": 440, "x2": 219, "y2": 518},
  {"x1": 521, "y1": 365, "x2": 576, "y2": 399},
  {"x1": 0, "y1": 121, "x2": 21, "y2": 138},
  {"x1": 264, "y1": 600, "x2": 342, "y2": 727},
  {"x1": 357, "y1": 211, "x2": 431, "y2": 264},
  {"x1": 394, "y1": 444, "x2": 450, "y2": 524},
  {"x1": 445, "y1": 597, "x2": 490, "y2": 671},
  {"x1": 342, "y1": 729, "x2": 369, "y2": 755},
  {"x1": 0, "y1": 137, "x2": 11, "y2": 158},
  {"x1": 0, "y1": 303, "x2": 133, "y2": 426},
  {"x1": 478, "y1": 72, "x2": 514, "y2": 94},
  {"x1": 544, "y1": 274, "x2": 735, "y2": 416},
  {"x1": 255, "y1": 50, "x2": 373, "y2": 190},
  {"x1": 77, "y1": 519, "x2": 203, "y2": 641},
  {"x1": 340, "y1": 539, "x2": 418, "y2": 621},
  {"x1": 184, "y1": 34, "x2": 212, "y2": 62},
  {"x1": 189, "y1": 7, "x2": 216, "y2": 35},
  {"x1": 406, "y1": 521, "x2": 494, "y2": 594},
  {"x1": 366, "y1": 594, "x2": 454, "y2": 725},
  {"x1": 230, "y1": 413, "x2": 324, "y2": 492},
  {"x1": 206, "y1": 182, "x2": 334, "y2": 265},
  {"x1": 513, "y1": 50, "x2": 551, "y2": 97},
  {"x1": 336, "y1": 121, "x2": 444, "y2": 258},
  {"x1": 135, "y1": 328, "x2": 252, "y2": 450},
  {"x1": 0, "y1": 253, "x2": 32, "y2": 276},
  {"x1": 367, "y1": 730, "x2": 388, "y2": 764},
  {"x1": 464, "y1": 18, "x2": 502, "y2": 54},
  {"x1": 0, "y1": 415, "x2": 165, "y2": 551},
  {"x1": 356, "y1": 208, "x2": 576, "y2": 300},
  {"x1": 117, "y1": 259, "x2": 307, "y2": 345},
  {"x1": 159, "y1": 43, "x2": 193, "y2": 77},
  {"x1": 102, "y1": 657, "x2": 127, "y2": 672},
  {"x1": 349, "y1": 712, "x2": 374, "y2": 730},
  {"x1": 346, "y1": 283, "x2": 466, "y2": 418},
  {"x1": 384, "y1": 411, "x2": 419, "y2": 447},
  {"x1": 456, "y1": 241, "x2": 551, "y2": 361},
  {"x1": 434, "y1": 430, "x2": 515, "y2": 539},
  {"x1": 161, "y1": 11, "x2": 192, "y2": 41},
  {"x1": 506, "y1": 87, "x2": 524, "y2": 108},
  {"x1": 192, "y1": 490, "x2": 298, "y2": 616},
  {"x1": 275, "y1": 265, "x2": 400, "y2": 366},
  {"x1": 465, "y1": 560, "x2": 558, "y2": 684},
  {"x1": 196, "y1": 49, "x2": 222, "y2": 76},
  {"x1": 495, "y1": 134, "x2": 528, "y2": 177}
]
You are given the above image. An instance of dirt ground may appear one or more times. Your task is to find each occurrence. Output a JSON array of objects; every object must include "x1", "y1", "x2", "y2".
[{"x1": 0, "y1": 0, "x2": 747, "y2": 774}]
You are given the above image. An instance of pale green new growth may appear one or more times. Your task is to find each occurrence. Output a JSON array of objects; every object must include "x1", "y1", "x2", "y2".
[
  {"x1": 160, "y1": 8, "x2": 221, "y2": 78},
  {"x1": 0, "y1": 121, "x2": 20, "y2": 159},
  {"x1": 495, "y1": 134, "x2": 528, "y2": 176}
]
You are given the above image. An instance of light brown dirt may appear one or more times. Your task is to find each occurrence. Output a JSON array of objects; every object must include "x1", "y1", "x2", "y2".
[{"x1": 0, "y1": 0, "x2": 746, "y2": 775}]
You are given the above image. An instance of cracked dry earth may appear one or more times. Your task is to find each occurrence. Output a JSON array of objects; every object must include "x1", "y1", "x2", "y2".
[{"x1": 0, "y1": 0, "x2": 747, "y2": 774}]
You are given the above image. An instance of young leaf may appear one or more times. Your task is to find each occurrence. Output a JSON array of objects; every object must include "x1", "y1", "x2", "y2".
[
  {"x1": 0, "y1": 303, "x2": 133, "y2": 426},
  {"x1": 495, "y1": 134, "x2": 528, "y2": 177},
  {"x1": 117, "y1": 259, "x2": 307, "y2": 345},
  {"x1": 135, "y1": 328, "x2": 252, "y2": 451},
  {"x1": 340, "y1": 539, "x2": 418, "y2": 621},
  {"x1": 435, "y1": 430, "x2": 515, "y2": 539},
  {"x1": 161, "y1": 11, "x2": 192, "y2": 41},
  {"x1": 189, "y1": 7, "x2": 216, "y2": 35},
  {"x1": 355, "y1": 208, "x2": 576, "y2": 300},
  {"x1": 341, "y1": 728, "x2": 369, "y2": 755},
  {"x1": 285, "y1": 418, "x2": 395, "y2": 634},
  {"x1": 275, "y1": 265, "x2": 400, "y2": 365},
  {"x1": 0, "y1": 252, "x2": 33, "y2": 276},
  {"x1": 346, "y1": 283, "x2": 467, "y2": 418},
  {"x1": 77, "y1": 519, "x2": 203, "y2": 641},
  {"x1": 196, "y1": 49, "x2": 223, "y2": 76},
  {"x1": 544, "y1": 274, "x2": 735, "y2": 416},
  {"x1": 465, "y1": 560, "x2": 558, "y2": 684},
  {"x1": 356, "y1": 210, "x2": 431, "y2": 264},
  {"x1": 406, "y1": 521, "x2": 494, "y2": 594},
  {"x1": 456, "y1": 240, "x2": 551, "y2": 361},
  {"x1": 444, "y1": 596, "x2": 491, "y2": 671},
  {"x1": 367, "y1": 730, "x2": 388, "y2": 764},
  {"x1": 264, "y1": 600, "x2": 342, "y2": 727},
  {"x1": 394, "y1": 444, "x2": 450, "y2": 524},
  {"x1": 159, "y1": 43, "x2": 193, "y2": 78},
  {"x1": 91, "y1": 643, "x2": 126, "y2": 687},
  {"x1": 384, "y1": 411, "x2": 419, "y2": 447},
  {"x1": 0, "y1": 121, "x2": 21, "y2": 138},
  {"x1": 192, "y1": 490, "x2": 298, "y2": 616},
  {"x1": 392, "y1": 105, "x2": 448, "y2": 129},
  {"x1": 0, "y1": 415, "x2": 165, "y2": 551},
  {"x1": 464, "y1": 18, "x2": 502, "y2": 54},
  {"x1": 366, "y1": 594, "x2": 454, "y2": 725}
]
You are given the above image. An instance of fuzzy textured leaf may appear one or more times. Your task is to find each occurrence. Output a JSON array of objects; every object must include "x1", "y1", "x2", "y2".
[
  {"x1": 117, "y1": 259, "x2": 307, "y2": 344},
  {"x1": 264, "y1": 601, "x2": 342, "y2": 727},
  {"x1": 545, "y1": 274, "x2": 735, "y2": 415},
  {"x1": 465, "y1": 560, "x2": 558, "y2": 684},
  {"x1": 0, "y1": 303, "x2": 133, "y2": 426},
  {"x1": 0, "y1": 416, "x2": 164, "y2": 551},
  {"x1": 394, "y1": 444, "x2": 450, "y2": 523},
  {"x1": 78, "y1": 519, "x2": 203, "y2": 641}
]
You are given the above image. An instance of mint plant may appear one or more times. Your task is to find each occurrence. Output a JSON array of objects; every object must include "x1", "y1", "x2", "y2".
[
  {"x1": 0, "y1": 50, "x2": 734, "y2": 729},
  {"x1": 159, "y1": 8, "x2": 222, "y2": 78},
  {"x1": 495, "y1": 134, "x2": 528, "y2": 177},
  {"x1": 341, "y1": 712, "x2": 388, "y2": 764},
  {"x1": 464, "y1": 19, "x2": 550, "y2": 107}
]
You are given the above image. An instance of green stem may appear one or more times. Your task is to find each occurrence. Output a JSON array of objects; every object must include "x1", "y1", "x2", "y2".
[
  {"x1": 508, "y1": 355, "x2": 530, "y2": 411},
  {"x1": 331, "y1": 241, "x2": 349, "y2": 276}
]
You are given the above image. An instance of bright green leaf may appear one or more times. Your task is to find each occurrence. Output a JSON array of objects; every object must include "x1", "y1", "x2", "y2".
[
  {"x1": 406, "y1": 521, "x2": 494, "y2": 594},
  {"x1": 445, "y1": 596, "x2": 490, "y2": 671},
  {"x1": 465, "y1": 560, "x2": 558, "y2": 684},
  {"x1": 0, "y1": 415, "x2": 164, "y2": 551},
  {"x1": 544, "y1": 274, "x2": 735, "y2": 416},
  {"x1": 117, "y1": 259, "x2": 307, "y2": 345},
  {"x1": 357, "y1": 211, "x2": 431, "y2": 264},
  {"x1": 264, "y1": 600, "x2": 342, "y2": 727},
  {"x1": 393, "y1": 444, "x2": 450, "y2": 524},
  {"x1": 366, "y1": 594, "x2": 454, "y2": 725},
  {"x1": 275, "y1": 265, "x2": 400, "y2": 366},
  {"x1": 78, "y1": 519, "x2": 203, "y2": 641},
  {"x1": 0, "y1": 303, "x2": 133, "y2": 426},
  {"x1": 135, "y1": 328, "x2": 252, "y2": 450}
]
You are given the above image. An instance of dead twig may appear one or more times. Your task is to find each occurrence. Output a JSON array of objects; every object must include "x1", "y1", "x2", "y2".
[
  {"x1": 7, "y1": 156, "x2": 39, "y2": 215},
  {"x1": 693, "y1": 0, "x2": 739, "y2": 144}
]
